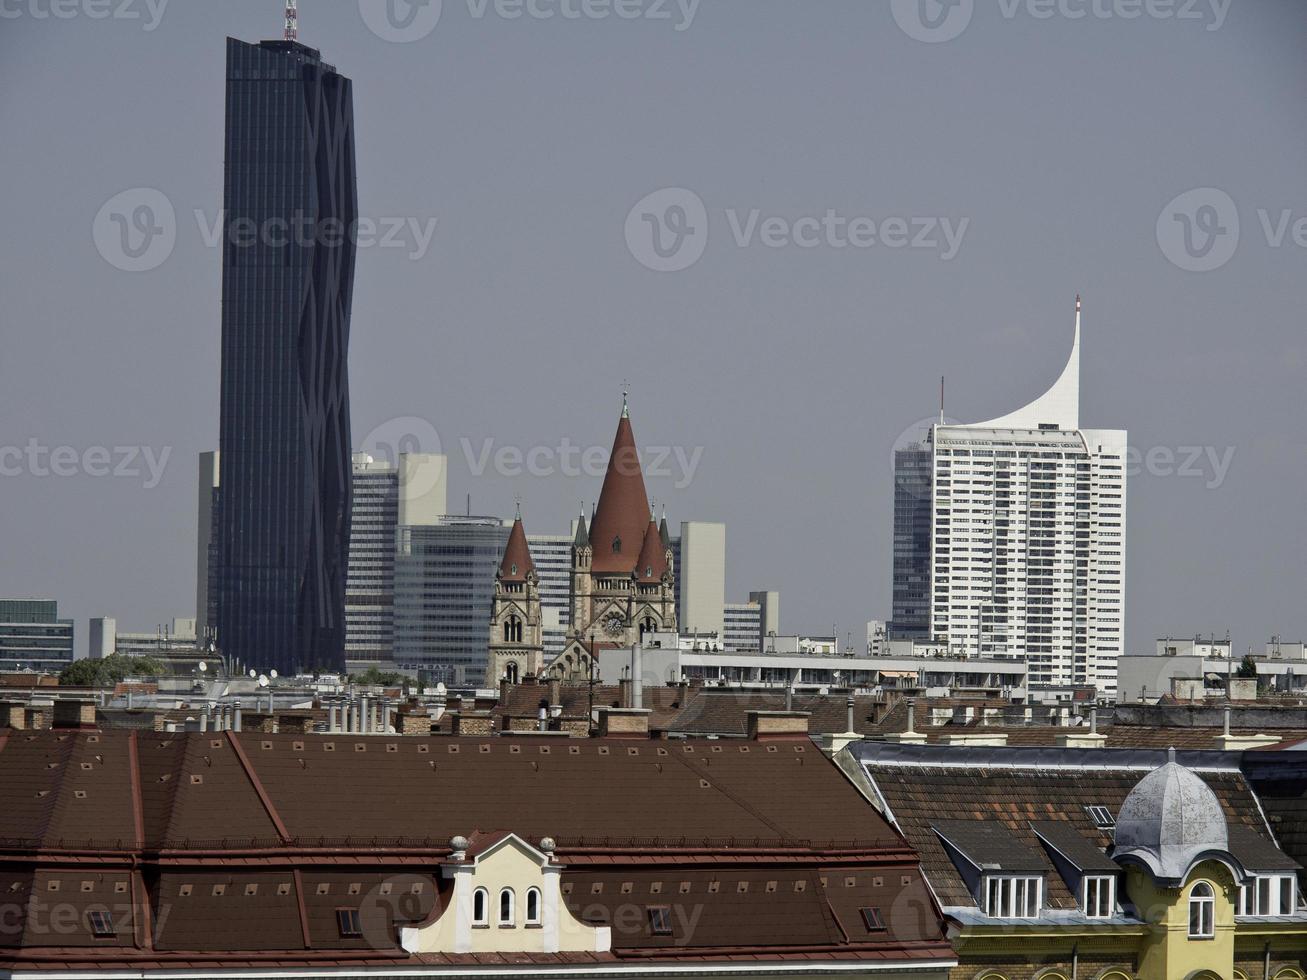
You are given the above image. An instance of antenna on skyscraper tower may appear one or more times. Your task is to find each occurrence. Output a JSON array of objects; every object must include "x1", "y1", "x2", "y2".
[
  {"x1": 284, "y1": 0, "x2": 298, "y2": 42},
  {"x1": 939, "y1": 375, "x2": 945, "y2": 425}
]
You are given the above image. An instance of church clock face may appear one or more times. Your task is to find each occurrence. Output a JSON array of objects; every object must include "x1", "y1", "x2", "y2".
[{"x1": 603, "y1": 614, "x2": 625, "y2": 637}]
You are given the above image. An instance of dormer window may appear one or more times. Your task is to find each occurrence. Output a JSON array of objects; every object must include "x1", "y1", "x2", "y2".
[
  {"x1": 647, "y1": 906, "x2": 673, "y2": 936},
  {"x1": 1238, "y1": 874, "x2": 1297, "y2": 917},
  {"x1": 1082, "y1": 875, "x2": 1115, "y2": 918},
  {"x1": 1084, "y1": 805, "x2": 1115, "y2": 830},
  {"x1": 86, "y1": 910, "x2": 115, "y2": 938},
  {"x1": 335, "y1": 908, "x2": 362, "y2": 938},
  {"x1": 498, "y1": 887, "x2": 515, "y2": 927},
  {"x1": 983, "y1": 875, "x2": 1041, "y2": 918}
]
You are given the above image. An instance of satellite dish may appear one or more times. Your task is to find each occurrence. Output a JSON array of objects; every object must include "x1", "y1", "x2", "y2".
[
  {"x1": 198, "y1": 661, "x2": 208, "y2": 673},
  {"x1": 269, "y1": 669, "x2": 278, "y2": 679},
  {"x1": 248, "y1": 669, "x2": 257, "y2": 679},
  {"x1": 258, "y1": 675, "x2": 269, "y2": 688}
]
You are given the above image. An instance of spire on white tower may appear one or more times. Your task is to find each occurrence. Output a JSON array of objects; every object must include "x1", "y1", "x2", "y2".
[{"x1": 955, "y1": 295, "x2": 1083, "y2": 432}]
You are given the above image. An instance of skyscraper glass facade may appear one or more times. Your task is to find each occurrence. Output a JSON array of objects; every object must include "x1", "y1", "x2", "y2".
[{"x1": 216, "y1": 38, "x2": 357, "y2": 675}]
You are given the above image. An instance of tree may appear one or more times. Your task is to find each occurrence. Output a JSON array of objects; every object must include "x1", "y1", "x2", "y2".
[
  {"x1": 348, "y1": 667, "x2": 407, "y2": 689},
  {"x1": 1235, "y1": 655, "x2": 1258, "y2": 679},
  {"x1": 58, "y1": 655, "x2": 165, "y2": 688}
]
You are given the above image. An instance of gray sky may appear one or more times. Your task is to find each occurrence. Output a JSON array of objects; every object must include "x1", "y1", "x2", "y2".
[{"x1": 1, "y1": 0, "x2": 1304, "y2": 656}]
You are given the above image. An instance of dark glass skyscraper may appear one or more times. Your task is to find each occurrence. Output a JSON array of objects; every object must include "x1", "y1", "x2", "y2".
[
  {"x1": 216, "y1": 37, "x2": 356, "y2": 675},
  {"x1": 889, "y1": 442, "x2": 933, "y2": 639}
]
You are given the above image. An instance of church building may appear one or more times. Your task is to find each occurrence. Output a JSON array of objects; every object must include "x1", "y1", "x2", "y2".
[{"x1": 487, "y1": 398, "x2": 677, "y2": 686}]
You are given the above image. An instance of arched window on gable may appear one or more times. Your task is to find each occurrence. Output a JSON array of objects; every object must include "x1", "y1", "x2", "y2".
[
  {"x1": 525, "y1": 887, "x2": 541, "y2": 926},
  {"x1": 472, "y1": 887, "x2": 489, "y2": 927},
  {"x1": 498, "y1": 887, "x2": 515, "y2": 927}
]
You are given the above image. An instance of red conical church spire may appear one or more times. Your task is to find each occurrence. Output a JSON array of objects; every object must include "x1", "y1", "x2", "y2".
[
  {"x1": 635, "y1": 516, "x2": 668, "y2": 583},
  {"x1": 589, "y1": 395, "x2": 651, "y2": 574},
  {"x1": 498, "y1": 505, "x2": 535, "y2": 583}
]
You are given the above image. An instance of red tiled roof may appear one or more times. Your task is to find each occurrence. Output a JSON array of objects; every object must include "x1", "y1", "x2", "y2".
[{"x1": 0, "y1": 730, "x2": 952, "y2": 972}]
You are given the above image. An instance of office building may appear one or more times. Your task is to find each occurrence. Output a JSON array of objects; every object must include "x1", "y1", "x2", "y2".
[
  {"x1": 393, "y1": 516, "x2": 510, "y2": 686},
  {"x1": 88, "y1": 616, "x2": 116, "y2": 660},
  {"x1": 345, "y1": 452, "x2": 447, "y2": 667},
  {"x1": 526, "y1": 533, "x2": 572, "y2": 659},
  {"x1": 89, "y1": 617, "x2": 200, "y2": 660},
  {"x1": 890, "y1": 298, "x2": 1127, "y2": 696},
  {"x1": 722, "y1": 590, "x2": 779, "y2": 651},
  {"x1": 889, "y1": 442, "x2": 933, "y2": 638},
  {"x1": 677, "y1": 521, "x2": 725, "y2": 636},
  {"x1": 194, "y1": 451, "x2": 219, "y2": 643},
  {"x1": 215, "y1": 34, "x2": 357, "y2": 676},
  {"x1": 0, "y1": 599, "x2": 75, "y2": 673}
]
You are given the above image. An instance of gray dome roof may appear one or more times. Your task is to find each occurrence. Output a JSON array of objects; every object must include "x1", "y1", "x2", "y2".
[{"x1": 1113, "y1": 749, "x2": 1230, "y2": 884}]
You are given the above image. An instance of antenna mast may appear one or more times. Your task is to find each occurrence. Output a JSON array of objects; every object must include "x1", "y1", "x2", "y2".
[{"x1": 284, "y1": 0, "x2": 298, "y2": 42}]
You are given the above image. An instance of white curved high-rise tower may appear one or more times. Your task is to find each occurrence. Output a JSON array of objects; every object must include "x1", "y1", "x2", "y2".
[{"x1": 892, "y1": 298, "x2": 1127, "y2": 698}]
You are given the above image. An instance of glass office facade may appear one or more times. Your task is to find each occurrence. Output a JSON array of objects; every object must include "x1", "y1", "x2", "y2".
[{"x1": 216, "y1": 38, "x2": 357, "y2": 675}]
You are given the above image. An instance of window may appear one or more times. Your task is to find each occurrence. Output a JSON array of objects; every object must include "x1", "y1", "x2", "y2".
[
  {"x1": 471, "y1": 887, "x2": 489, "y2": 926},
  {"x1": 1082, "y1": 875, "x2": 1115, "y2": 918},
  {"x1": 859, "y1": 906, "x2": 886, "y2": 932},
  {"x1": 647, "y1": 906, "x2": 673, "y2": 936},
  {"x1": 86, "y1": 910, "x2": 115, "y2": 938},
  {"x1": 525, "y1": 887, "x2": 541, "y2": 926},
  {"x1": 498, "y1": 888, "x2": 515, "y2": 927},
  {"x1": 1238, "y1": 874, "x2": 1297, "y2": 917},
  {"x1": 983, "y1": 875, "x2": 1041, "y2": 918},
  {"x1": 1189, "y1": 881, "x2": 1215, "y2": 938},
  {"x1": 335, "y1": 908, "x2": 362, "y2": 938},
  {"x1": 1084, "y1": 805, "x2": 1116, "y2": 830}
]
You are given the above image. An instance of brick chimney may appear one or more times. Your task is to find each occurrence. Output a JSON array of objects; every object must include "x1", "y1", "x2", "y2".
[
  {"x1": 596, "y1": 707, "x2": 650, "y2": 738},
  {"x1": 746, "y1": 710, "x2": 810, "y2": 741},
  {"x1": 52, "y1": 699, "x2": 97, "y2": 730}
]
